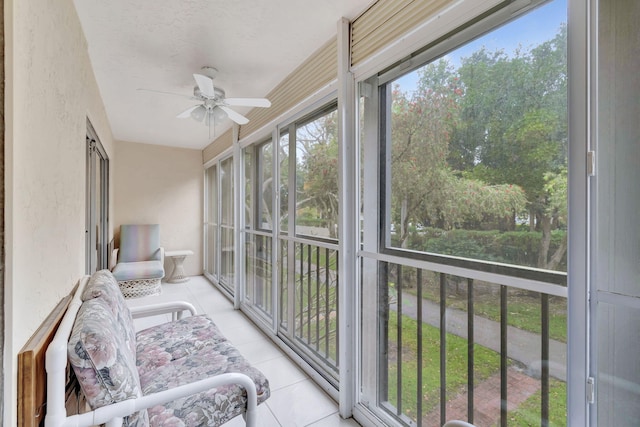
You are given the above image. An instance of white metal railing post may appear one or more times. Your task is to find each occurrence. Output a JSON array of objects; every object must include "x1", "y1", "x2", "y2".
[
  {"x1": 233, "y1": 123, "x2": 243, "y2": 309},
  {"x1": 337, "y1": 16, "x2": 357, "y2": 419},
  {"x1": 567, "y1": 0, "x2": 590, "y2": 424},
  {"x1": 271, "y1": 128, "x2": 280, "y2": 335}
]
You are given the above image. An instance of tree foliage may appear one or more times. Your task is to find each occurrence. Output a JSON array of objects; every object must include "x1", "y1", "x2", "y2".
[
  {"x1": 286, "y1": 24, "x2": 568, "y2": 271},
  {"x1": 390, "y1": 61, "x2": 528, "y2": 246},
  {"x1": 390, "y1": 25, "x2": 567, "y2": 269},
  {"x1": 296, "y1": 111, "x2": 339, "y2": 238}
]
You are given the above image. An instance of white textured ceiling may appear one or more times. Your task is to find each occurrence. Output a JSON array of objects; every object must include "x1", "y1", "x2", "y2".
[{"x1": 73, "y1": 0, "x2": 374, "y2": 149}]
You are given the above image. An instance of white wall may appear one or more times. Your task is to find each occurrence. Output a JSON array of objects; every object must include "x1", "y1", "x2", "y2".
[
  {"x1": 4, "y1": 0, "x2": 115, "y2": 424},
  {"x1": 114, "y1": 140, "x2": 203, "y2": 277}
]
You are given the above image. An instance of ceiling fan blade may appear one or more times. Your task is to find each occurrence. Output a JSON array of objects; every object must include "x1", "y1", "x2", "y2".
[
  {"x1": 224, "y1": 98, "x2": 271, "y2": 108},
  {"x1": 219, "y1": 105, "x2": 249, "y2": 125},
  {"x1": 193, "y1": 73, "x2": 216, "y2": 98},
  {"x1": 176, "y1": 105, "x2": 200, "y2": 118}
]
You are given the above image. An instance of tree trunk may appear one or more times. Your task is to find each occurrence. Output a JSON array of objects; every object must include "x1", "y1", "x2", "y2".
[
  {"x1": 529, "y1": 208, "x2": 536, "y2": 232},
  {"x1": 400, "y1": 198, "x2": 409, "y2": 249},
  {"x1": 537, "y1": 214, "x2": 552, "y2": 268},
  {"x1": 546, "y1": 235, "x2": 567, "y2": 271}
]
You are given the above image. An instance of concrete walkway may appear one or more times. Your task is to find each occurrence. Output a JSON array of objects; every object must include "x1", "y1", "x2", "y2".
[{"x1": 391, "y1": 292, "x2": 567, "y2": 381}]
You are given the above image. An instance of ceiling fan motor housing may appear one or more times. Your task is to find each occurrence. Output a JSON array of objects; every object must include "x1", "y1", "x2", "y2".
[{"x1": 194, "y1": 85, "x2": 225, "y2": 101}]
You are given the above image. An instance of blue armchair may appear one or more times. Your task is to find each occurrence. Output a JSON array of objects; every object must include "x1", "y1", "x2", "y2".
[{"x1": 112, "y1": 224, "x2": 165, "y2": 298}]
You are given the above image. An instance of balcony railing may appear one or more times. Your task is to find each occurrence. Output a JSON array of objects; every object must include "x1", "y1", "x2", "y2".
[
  {"x1": 280, "y1": 237, "x2": 340, "y2": 383},
  {"x1": 244, "y1": 233, "x2": 340, "y2": 383},
  {"x1": 243, "y1": 231, "x2": 566, "y2": 426},
  {"x1": 377, "y1": 260, "x2": 567, "y2": 427},
  {"x1": 245, "y1": 233, "x2": 274, "y2": 320}
]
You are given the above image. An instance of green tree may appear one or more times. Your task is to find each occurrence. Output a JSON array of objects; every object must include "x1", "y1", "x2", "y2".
[
  {"x1": 391, "y1": 61, "x2": 527, "y2": 247},
  {"x1": 455, "y1": 25, "x2": 567, "y2": 269},
  {"x1": 296, "y1": 111, "x2": 340, "y2": 238}
]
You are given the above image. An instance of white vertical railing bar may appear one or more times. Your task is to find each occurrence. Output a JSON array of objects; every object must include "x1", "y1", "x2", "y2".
[
  {"x1": 233, "y1": 123, "x2": 243, "y2": 309},
  {"x1": 216, "y1": 161, "x2": 223, "y2": 290},
  {"x1": 359, "y1": 75, "x2": 381, "y2": 413},
  {"x1": 271, "y1": 128, "x2": 280, "y2": 334},
  {"x1": 286, "y1": 125, "x2": 297, "y2": 344},
  {"x1": 337, "y1": 16, "x2": 357, "y2": 419}
]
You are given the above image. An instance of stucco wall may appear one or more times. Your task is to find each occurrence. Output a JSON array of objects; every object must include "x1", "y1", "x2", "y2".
[
  {"x1": 4, "y1": 0, "x2": 115, "y2": 424},
  {"x1": 114, "y1": 140, "x2": 203, "y2": 277}
]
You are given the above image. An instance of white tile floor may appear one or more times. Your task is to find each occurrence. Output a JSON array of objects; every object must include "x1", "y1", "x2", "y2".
[{"x1": 126, "y1": 275, "x2": 361, "y2": 427}]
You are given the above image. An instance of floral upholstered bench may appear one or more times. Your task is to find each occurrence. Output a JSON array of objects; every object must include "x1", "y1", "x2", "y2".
[{"x1": 45, "y1": 270, "x2": 270, "y2": 427}]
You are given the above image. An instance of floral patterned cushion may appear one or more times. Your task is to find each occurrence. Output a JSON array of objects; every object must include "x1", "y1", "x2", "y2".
[
  {"x1": 81, "y1": 269, "x2": 137, "y2": 356},
  {"x1": 68, "y1": 297, "x2": 149, "y2": 427},
  {"x1": 81, "y1": 269, "x2": 125, "y2": 308},
  {"x1": 136, "y1": 315, "x2": 270, "y2": 427}
]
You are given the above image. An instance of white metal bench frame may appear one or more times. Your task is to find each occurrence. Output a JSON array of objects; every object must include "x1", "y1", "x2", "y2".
[{"x1": 44, "y1": 276, "x2": 259, "y2": 427}]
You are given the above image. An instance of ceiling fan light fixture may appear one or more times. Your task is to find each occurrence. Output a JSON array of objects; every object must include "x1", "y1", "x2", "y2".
[
  {"x1": 190, "y1": 105, "x2": 207, "y2": 122},
  {"x1": 212, "y1": 106, "x2": 227, "y2": 121}
]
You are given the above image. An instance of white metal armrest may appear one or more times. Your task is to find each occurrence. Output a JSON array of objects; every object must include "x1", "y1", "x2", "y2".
[
  {"x1": 51, "y1": 373, "x2": 259, "y2": 427},
  {"x1": 129, "y1": 301, "x2": 197, "y2": 321}
]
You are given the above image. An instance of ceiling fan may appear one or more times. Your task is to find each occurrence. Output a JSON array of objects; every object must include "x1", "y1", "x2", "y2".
[
  {"x1": 178, "y1": 67, "x2": 271, "y2": 126},
  {"x1": 141, "y1": 66, "x2": 271, "y2": 134}
]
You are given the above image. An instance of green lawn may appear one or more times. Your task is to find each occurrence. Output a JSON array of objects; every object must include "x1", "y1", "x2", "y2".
[
  {"x1": 386, "y1": 311, "x2": 501, "y2": 419},
  {"x1": 504, "y1": 379, "x2": 567, "y2": 426},
  {"x1": 385, "y1": 311, "x2": 567, "y2": 425},
  {"x1": 400, "y1": 280, "x2": 567, "y2": 342}
]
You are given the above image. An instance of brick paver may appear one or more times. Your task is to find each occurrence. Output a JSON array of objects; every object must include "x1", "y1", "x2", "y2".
[{"x1": 423, "y1": 367, "x2": 540, "y2": 427}]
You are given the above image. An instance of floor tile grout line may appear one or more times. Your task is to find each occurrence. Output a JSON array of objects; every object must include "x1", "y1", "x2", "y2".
[
  {"x1": 263, "y1": 402, "x2": 284, "y2": 427},
  {"x1": 266, "y1": 376, "x2": 313, "y2": 393},
  {"x1": 303, "y1": 410, "x2": 340, "y2": 427}
]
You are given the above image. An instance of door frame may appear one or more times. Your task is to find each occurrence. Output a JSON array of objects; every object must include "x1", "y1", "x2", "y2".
[{"x1": 85, "y1": 119, "x2": 109, "y2": 274}]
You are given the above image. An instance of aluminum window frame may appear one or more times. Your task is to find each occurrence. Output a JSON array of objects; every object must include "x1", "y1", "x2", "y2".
[
  {"x1": 203, "y1": 152, "x2": 236, "y2": 298},
  {"x1": 355, "y1": 0, "x2": 583, "y2": 425}
]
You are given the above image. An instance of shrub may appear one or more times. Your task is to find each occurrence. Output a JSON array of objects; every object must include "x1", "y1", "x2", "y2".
[{"x1": 414, "y1": 228, "x2": 566, "y2": 270}]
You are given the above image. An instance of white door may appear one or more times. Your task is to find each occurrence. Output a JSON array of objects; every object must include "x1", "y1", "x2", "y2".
[{"x1": 590, "y1": 0, "x2": 640, "y2": 424}]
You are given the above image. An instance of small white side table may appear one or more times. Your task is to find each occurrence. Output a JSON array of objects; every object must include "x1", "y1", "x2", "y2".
[{"x1": 165, "y1": 250, "x2": 194, "y2": 283}]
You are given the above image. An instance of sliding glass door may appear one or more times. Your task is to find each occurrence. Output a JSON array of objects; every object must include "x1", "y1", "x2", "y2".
[
  {"x1": 86, "y1": 120, "x2": 109, "y2": 274},
  {"x1": 240, "y1": 102, "x2": 341, "y2": 385},
  {"x1": 204, "y1": 155, "x2": 235, "y2": 295}
]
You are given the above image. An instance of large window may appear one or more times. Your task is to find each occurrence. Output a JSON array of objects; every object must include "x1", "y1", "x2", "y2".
[
  {"x1": 244, "y1": 139, "x2": 276, "y2": 323},
  {"x1": 279, "y1": 102, "x2": 341, "y2": 383},
  {"x1": 238, "y1": 101, "x2": 342, "y2": 383},
  {"x1": 205, "y1": 163, "x2": 218, "y2": 280},
  {"x1": 257, "y1": 142, "x2": 274, "y2": 230},
  {"x1": 197, "y1": 1, "x2": 638, "y2": 425},
  {"x1": 361, "y1": 1, "x2": 568, "y2": 426},
  {"x1": 204, "y1": 156, "x2": 234, "y2": 295},
  {"x1": 220, "y1": 157, "x2": 234, "y2": 291},
  {"x1": 386, "y1": 7, "x2": 567, "y2": 275},
  {"x1": 294, "y1": 106, "x2": 339, "y2": 239}
]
